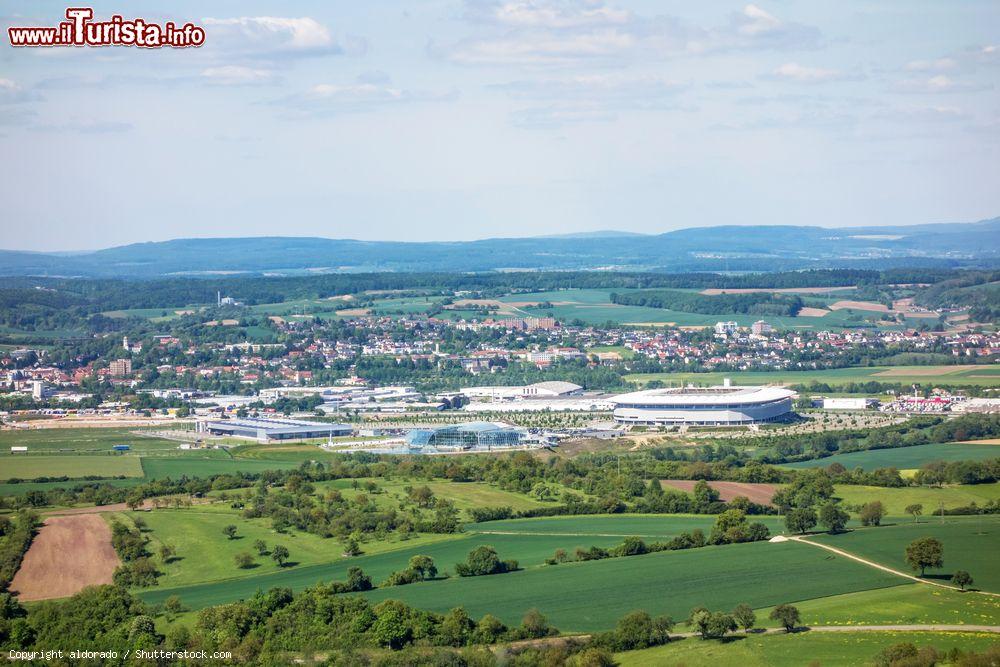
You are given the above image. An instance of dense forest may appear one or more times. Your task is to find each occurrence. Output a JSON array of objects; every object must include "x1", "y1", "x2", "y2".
[
  {"x1": 610, "y1": 290, "x2": 803, "y2": 316},
  {"x1": 0, "y1": 268, "x2": 966, "y2": 314}
]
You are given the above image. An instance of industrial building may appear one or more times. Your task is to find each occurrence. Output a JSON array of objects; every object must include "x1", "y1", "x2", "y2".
[
  {"x1": 610, "y1": 383, "x2": 795, "y2": 426},
  {"x1": 200, "y1": 417, "x2": 352, "y2": 442},
  {"x1": 459, "y1": 381, "x2": 583, "y2": 400},
  {"x1": 405, "y1": 422, "x2": 525, "y2": 451}
]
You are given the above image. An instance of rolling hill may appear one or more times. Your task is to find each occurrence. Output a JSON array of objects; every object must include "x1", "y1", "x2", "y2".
[{"x1": 1, "y1": 218, "x2": 997, "y2": 277}]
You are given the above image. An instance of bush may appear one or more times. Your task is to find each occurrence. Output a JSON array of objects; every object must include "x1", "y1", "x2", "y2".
[{"x1": 454, "y1": 546, "x2": 518, "y2": 577}]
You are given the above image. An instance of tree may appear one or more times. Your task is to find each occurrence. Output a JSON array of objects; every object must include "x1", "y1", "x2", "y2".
[
  {"x1": 234, "y1": 552, "x2": 254, "y2": 569},
  {"x1": 952, "y1": 570, "x2": 973, "y2": 591},
  {"x1": 732, "y1": 603, "x2": 756, "y2": 633},
  {"x1": 905, "y1": 504, "x2": 923, "y2": 523},
  {"x1": 252, "y1": 539, "x2": 267, "y2": 555},
  {"x1": 905, "y1": 537, "x2": 943, "y2": 576},
  {"x1": 271, "y1": 544, "x2": 290, "y2": 567},
  {"x1": 342, "y1": 538, "x2": 361, "y2": 557},
  {"x1": 520, "y1": 608, "x2": 552, "y2": 638},
  {"x1": 706, "y1": 612, "x2": 737, "y2": 639},
  {"x1": 407, "y1": 555, "x2": 437, "y2": 580},
  {"x1": 454, "y1": 545, "x2": 516, "y2": 577},
  {"x1": 769, "y1": 604, "x2": 800, "y2": 632},
  {"x1": 710, "y1": 509, "x2": 749, "y2": 544},
  {"x1": 693, "y1": 481, "x2": 720, "y2": 510},
  {"x1": 163, "y1": 595, "x2": 183, "y2": 615},
  {"x1": 158, "y1": 543, "x2": 176, "y2": 563},
  {"x1": 859, "y1": 501, "x2": 886, "y2": 527},
  {"x1": 615, "y1": 610, "x2": 655, "y2": 650},
  {"x1": 818, "y1": 503, "x2": 849, "y2": 534},
  {"x1": 785, "y1": 508, "x2": 817, "y2": 534},
  {"x1": 439, "y1": 606, "x2": 475, "y2": 647},
  {"x1": 370, "y1": 600, "x2": 412, "y2": 649},
  {"x1": 222, "y1": 524, "x2": 238, "y2": 540}
]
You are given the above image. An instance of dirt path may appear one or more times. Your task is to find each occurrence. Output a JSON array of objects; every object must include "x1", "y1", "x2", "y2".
[
  {"x1": 506, "y1": 624, "x2": 1000, "y2": 652},
  {"x1": 10, "y1": 514, "x2": 120, "y2": 601},
  {"x1": 789, "y1": 535, "x2": 999, "y2": 598}
]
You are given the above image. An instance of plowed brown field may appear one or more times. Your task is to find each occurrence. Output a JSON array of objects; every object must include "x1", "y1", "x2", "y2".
[
  {"x1": 10, "y1": 514, "x2": 119, "y2": 601},
  {"x1": 661, "y1": 480, "x2": 780, "y2": 505}
]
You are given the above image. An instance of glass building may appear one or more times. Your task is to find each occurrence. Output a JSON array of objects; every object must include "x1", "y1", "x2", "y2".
[{"x1": 405, "y1": 422, "x2": 523, "y2": 451}]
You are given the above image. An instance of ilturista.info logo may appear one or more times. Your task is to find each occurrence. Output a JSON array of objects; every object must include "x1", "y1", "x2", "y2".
[{"x1": 8, "y1": 7, "x2": 205, "y2": 48}]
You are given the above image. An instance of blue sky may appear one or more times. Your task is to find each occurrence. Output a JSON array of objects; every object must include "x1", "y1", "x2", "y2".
[{"x1": 1, "y1": 1, "x2": 998, "y2": 250}]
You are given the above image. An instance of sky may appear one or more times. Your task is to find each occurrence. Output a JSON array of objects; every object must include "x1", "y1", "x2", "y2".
[{"x1": 1, "y1": 1, "x2": 998, "y2": 251}]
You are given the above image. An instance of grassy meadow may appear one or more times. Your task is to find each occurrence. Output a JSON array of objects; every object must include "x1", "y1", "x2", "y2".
[
  {"x1": 783, "y1": 442, "x2": 1000, "y2": 471},
  {"x1": 615, "y1": 631, "x2": 999, "y2": 667},
  {"x1": 626, "y1": 365, "x2": 1000, "y2": 388},
  {"x1": 833, "y1": 482, "x2": 1000, "y2": 515},
  {"x1": 0, "y1": 455, "x2": 143, "y2": 481},
  {"x1": 812, "y1": 515, "x2": 1000, "y2": 593}
]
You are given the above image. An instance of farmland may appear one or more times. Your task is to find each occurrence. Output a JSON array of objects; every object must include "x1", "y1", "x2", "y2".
[
  {"x1": 0, "y1": 455, "x2": 143, "y2": 481},
  {"x1": 357, "y1": 540, "x2": 900, "y2": 632},
  {"x1": 10, "y1": 514, "x2": 119, "y2": 601},
  {"x1": 757, "y1": 584, "x2": 1000, "y2": 627},
  {"x1": 812, "y1": 515, "x2": 1000, "y2": 593},
  {"x1": 833, "y1": 482, "x2": 1000, "y2": 515},
  {"x1": 0, "y1": 427, "x2": 181, "y2": 454},
  {"x1": 616, "y1": 631, "x2": 999, "y2": 667},
  {"x1": 626, "y1": 364, "x2": 1000, "y2": 388},
  {"x1": 112, "y1": 507, "x2": 459, "y2": 589},
  {"x1": 135, "y1": 514, "x2": 900, "y2": 629},
  {"x1": 466, "y1": 514, "x2": 786, "y2": 538},
  {"x1": 782, "y1": 441, "x2": 1000, "y2": 471}
]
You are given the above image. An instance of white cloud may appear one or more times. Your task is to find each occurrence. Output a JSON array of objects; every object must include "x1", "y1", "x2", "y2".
[
  {"x1": 469, "y1": 0, "x2": 630, "y2": 28},
  {"x1": 495, "y1": 73, "x2": 685, "y2": 100},
  {"x1": 736, "y1": 4, "x2": 781, "y2": 37},
  {"x1": 272, "y1": 82, "x2": 453, "y2": 116},
  {"x1": 201, "y1": 66, "x2": 277, "y2": 86},
  {"x1": 893, "y1": 75, "x2": 987, "y2": 94},
  {"x1": 904, "y1": 58, "x2": 957, "y2": 73},
  {"x1": 510, "y1": 104, "x2": 617, "y2": 128},
  {"x1": 722, "y1": 4, "x2": 821, "y2": 50},
  {"x1": 441, "y1": 28, "x2": 636, "y2": 66},
  {"x1": 767, "y1": 62, "x2": 859, "y2": 83},
  {"x1": 439, "y1": 1, "x2": 821, "y2": 66},
  {"x1": 201, "y1": 16, "x2": 362, "y2": 58},
  {"x1": 32, "y1": 120, "x2": 133, "y2": 134}
]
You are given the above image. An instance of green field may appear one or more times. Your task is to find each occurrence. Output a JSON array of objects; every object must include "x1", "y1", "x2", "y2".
[
  {"x1": 0, "y1": 428, "x2": 182, "y2": 454},
  {"x1": 616, "y1": 631, "x2": 999, "y2": 667},
  {"x1": 783, "y1": 442, "x2": 1000, "y2": 471},
  {"x1": 812, "y1": 515, "x2": 1000, "y2": 593},
  {"x1": 468, "y1": 514, "x2": 787, "y2": 538},
  {"x1": 626, "y1": 365, "x2": 1000, "y2": 388},
  {"x1": 114, "y1": 508, "x2": 458, "y2": 589},
  {"x1": 834, "y1": 483, "x2": 1000, "y2": 515},
  {"x1": 757, "y1": 584, "x2": 1000, "y2": 627},
  {"x1": 492, "y1": 289, "x2": 916, "y2": 330},
  {"x1": 0, "y1": 455, "x2": 143, "y2": 481},
  {"x1": 137, "y1": 512, "x2": 900, "y2": 617},
  {"x1": 139, "y1": 456, "x2": 302, "y2": 480},
  {"x1": 356, "y1": 540, "x2": 900, "y2": 632},
  {"x1": 0, "y1": 477, "x2": 144, "y2": 496}
]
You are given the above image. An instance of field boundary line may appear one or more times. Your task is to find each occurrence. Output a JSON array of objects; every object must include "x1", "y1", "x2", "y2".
[
  {"x1": 472, "y1": 530, "x2": 678, "y2": 538},
  {"x1": 788, "y1": 535, "x2": 999, "y2": 598}
]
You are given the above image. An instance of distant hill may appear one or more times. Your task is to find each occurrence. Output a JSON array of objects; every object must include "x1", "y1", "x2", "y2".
[{"x1": 1, "y1": 218, "x2": 997, "y2": 277}]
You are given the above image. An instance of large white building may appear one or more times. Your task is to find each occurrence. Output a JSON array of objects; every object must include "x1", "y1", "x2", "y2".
[
  {"x1": 610, "y1": 383, "x2": 795, "y2": 425},
  {"x1": 459, "y1": 381, "x2": 583, "y2": 400}
]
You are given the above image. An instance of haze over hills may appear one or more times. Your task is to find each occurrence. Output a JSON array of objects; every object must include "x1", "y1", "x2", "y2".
[{"x1": 1, "y1": 218, "x2": 997, "y2": 278}]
